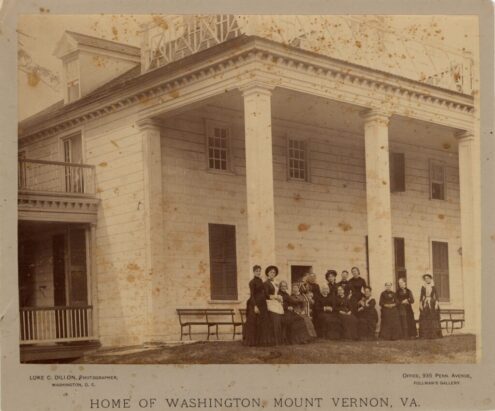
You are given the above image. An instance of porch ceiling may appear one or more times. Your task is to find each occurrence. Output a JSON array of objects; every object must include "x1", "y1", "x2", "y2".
[{"x1": 164, "y1": 88, "x2": 459, "y2": 153}]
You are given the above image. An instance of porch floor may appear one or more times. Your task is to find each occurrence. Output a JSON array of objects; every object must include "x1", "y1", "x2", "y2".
[
  {"x1": 73, "y1": 334, "x2": 475, "y2": 364},
  {"x1": 21, "y1": 340, "x2": 100, "y2": 363}
]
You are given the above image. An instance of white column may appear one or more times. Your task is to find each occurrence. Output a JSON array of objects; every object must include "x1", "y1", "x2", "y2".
[
  {"x1": 456, "y1": 131, "x2": 479, "y2": 336},
  {"x1": 136, "y1": 118, "x2": 164, "y2": 342},
  {"x1": 362, "y1": 109, "x2": 394, "y2": 290},
  {"x1": 89, "y1": 223, "x2": 99, "y2": 338},
  {"x1": 241, "y1": 84, "x2": 277, "y2": 273}
]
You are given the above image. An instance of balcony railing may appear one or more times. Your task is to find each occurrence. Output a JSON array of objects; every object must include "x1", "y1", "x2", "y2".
[
  {"x1": 18, "y1": 159, "x2": 96, "y2": 196},
  {"x1": 141, "y1": 15, "x2": 474, "y2": 94},
  {"x1": 20, "y1": 306, "x2": 94, "y2": 344},
  {"x1": 143, "y1": 15, "x2": 241, "y2": 71}
]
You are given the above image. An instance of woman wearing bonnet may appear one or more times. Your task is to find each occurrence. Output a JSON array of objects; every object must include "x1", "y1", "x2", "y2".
[{"x1": 418, "y1": 274, "x2": 443, "y2": 339}]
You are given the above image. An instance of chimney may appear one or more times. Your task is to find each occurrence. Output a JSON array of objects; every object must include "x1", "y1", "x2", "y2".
[{"x1": 53, "y1": 31, "x2": 140, "y2": 104}]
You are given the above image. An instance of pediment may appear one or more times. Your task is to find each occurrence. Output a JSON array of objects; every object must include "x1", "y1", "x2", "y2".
[{"x1": 52, "y1": 32, "x2": 79, "y2": 59}]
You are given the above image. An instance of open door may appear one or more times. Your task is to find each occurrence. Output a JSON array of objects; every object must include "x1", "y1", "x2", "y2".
[
  {"x1": 52, "y1": 226, "x2": 89, "y2": 340},
  {"x1": 290, "y1": 265, "x2": 312, "y2": 287},
  {"x1": 63, "y1": 134, "x2": 84, "y2": 193}
]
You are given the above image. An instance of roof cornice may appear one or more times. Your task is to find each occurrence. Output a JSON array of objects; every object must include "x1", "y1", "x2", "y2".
[{"x1": 19, "y1": 35, "x2": 474, "y2": 142}]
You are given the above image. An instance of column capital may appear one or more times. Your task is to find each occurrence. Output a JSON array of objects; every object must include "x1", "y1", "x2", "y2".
[
  {"x1": 455, "y1": 129, "x2": 475, "y2": 143},
  {"x1": 360, "y1": 108, "x2": 392, "y2": 124},
  {"x1": 239, "y1": 81, "x2": 275, "y2": 98},
  {"x1": 136, "y1": 117, "x2": 162, "y2": 131}
]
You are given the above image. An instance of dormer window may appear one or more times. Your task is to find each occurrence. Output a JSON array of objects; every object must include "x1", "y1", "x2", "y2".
[{"x1": 65, "y1": 59, "x2": 80, "y2": 103}]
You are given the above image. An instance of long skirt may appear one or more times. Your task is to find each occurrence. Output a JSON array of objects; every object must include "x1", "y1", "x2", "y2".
[
  {"x1": 339, "y1": 313, "x2": 359, "y2": 340},
  {"x1": 318, "y1": 312, "x2": 342, "y2": 340},
  {"x1": 282, "y1": 312, "x2": 312, "y2": 344},
  {"x1": 243, "y1": 305, "x2": 276, "y2": 346},
  {"x1": 269, "y1": 312, "x2": 284, "y2": 345},
  {"x1": 301, "y1": 314, "x2": 317, "y2": 338},
  {"x1": 379, "y1": 307, "x2": 402, "y2": 340},
  {"x1": 398, "y1": 304, "x2": 417, "y2": 339},
  {"x1": 419, "y1": 306, "x2": 442, "y2": 339},
  {"x1": 242, "y1": 306, "x2": 259, "y2": 346},
  {"x1": 358, "y1": 314, "x2": 377, "y2": 340}
]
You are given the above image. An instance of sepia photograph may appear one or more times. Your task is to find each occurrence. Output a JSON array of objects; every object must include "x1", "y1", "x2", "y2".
[{"x1": 15, "y1": 13, "x2": 482, "y2": 365}]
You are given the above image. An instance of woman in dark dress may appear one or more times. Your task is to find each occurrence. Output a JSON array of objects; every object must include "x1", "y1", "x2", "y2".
[
  {"x1": 325, "y1": 270, "x2": 339, "y2": 298},
  {"x1": 396, "y1": 278, "x2": 417, "y2": 339},
  {"x1": 337, "y1": 270, "x2": 351, "y2": 297},
  {"x1": 348, "y1": 266, "x2": 367, "y2": 304},
  {"x1": 379, "y1": 282, "x2": 403, "y2": 340},
  {"x1": 418, "y1": 274, "x2": 443, "y2": 339},
  {"x1": 356, "y1": 286, "x2": 378, "y2": 340},
  {"x1": 278, "y1": 281, "x2": 313, "y2": 344},
  {"x1": 307, "y1": 272, "x2": 322, "y2": 302},
  {"x1": 292, "y1": 283, "x2": 317, "y2": 338},
  {"x1": 335, "y1": 285, "x2": 359, "y2": 340},
  {"x1": 263, "y1": 265, "x2": 284, "y2": 345},
  {"x1": 243, "y1": 265, "x2": 271, "y2": 346},
  {"x1": 314, "y1": 284, "x2": 342, "y2": 340}
]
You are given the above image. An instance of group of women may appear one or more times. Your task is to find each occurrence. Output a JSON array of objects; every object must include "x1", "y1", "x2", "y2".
[{"x1": 242, "y1": 265, "x2": 443, "y2": 347}]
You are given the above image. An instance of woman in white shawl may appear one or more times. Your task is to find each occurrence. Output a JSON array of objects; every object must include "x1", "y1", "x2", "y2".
[{"x1": 418, "y1": 274, "x2": 443, "y2": 339}]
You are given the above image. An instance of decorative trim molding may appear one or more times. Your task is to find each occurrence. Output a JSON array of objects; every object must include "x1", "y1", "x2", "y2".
[
  {"x1": 455, "y1": 130, "x2": 475, "y2": 142},
  {"x1": 18, "y1": 193, "x2": 99, "y2": 224},
  {"x1": 360, "y1": 109, "x2": 392, "y2": 124},
  {"x1": 135, "y1": 117, "x2": 163, "y2": 131},
  {"x1": 19, "y1": 36, "x2": 475, "y2": 143}
]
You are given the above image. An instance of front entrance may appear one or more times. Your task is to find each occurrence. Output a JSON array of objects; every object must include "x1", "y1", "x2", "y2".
[
  {"x1": 290, "y1": 265, "x2": 312, "y2": 286},
  {"x1": 18, "y1": 222, "x2": 93, "y2": 344}
]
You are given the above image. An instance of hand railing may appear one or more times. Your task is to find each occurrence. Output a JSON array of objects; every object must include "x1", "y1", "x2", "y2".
[{"x1": 18, "y1": 159, "x2": 96, "y2": 195}]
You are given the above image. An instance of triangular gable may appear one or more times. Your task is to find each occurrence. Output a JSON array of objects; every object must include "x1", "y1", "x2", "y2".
[{"x1": 52, "y1": 31, "x2": 80, "y2": 59}]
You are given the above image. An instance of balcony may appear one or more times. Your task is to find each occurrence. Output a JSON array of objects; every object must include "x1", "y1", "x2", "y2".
[
  {"x1": 18, "y1": 159, "x2": 99, "y2": 224},
  {"x1": 141, "y1": 15, "x2": 473, "y2": 94},
  {"x1": 18, "y1": 158, "x2": 96, "y2": 196}
]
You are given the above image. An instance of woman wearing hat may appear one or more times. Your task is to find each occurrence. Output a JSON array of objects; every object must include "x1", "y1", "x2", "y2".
[
  {"x1": 418, "y1": 274, "x2": 443, "y2": 339},
  {"x1": 378, "y1": 282, "x2": 402, "y2": 340},
  {"x1": 263, "y1": 265, "x2": 284, "y2": 345},
  {"x1": 325, "y1": 270, "x2": 339, "y2": 298}
]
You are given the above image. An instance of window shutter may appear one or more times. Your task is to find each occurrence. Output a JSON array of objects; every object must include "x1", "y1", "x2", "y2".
[
  {"x1": 393, "y1": 237, "x2": 407, "y2": 285},
  {"x1": 429, "y1": 161, "x2": 446, "y2": 200},
  {"x1": 390, "y1": 152, "x2": 405, "y2": 192},
  {"x1": 208, "y1": 224, "x2": 238, "y2": 300},
  {"x1": 432, "y1": 241, "x2": 450, "y2": 301}
]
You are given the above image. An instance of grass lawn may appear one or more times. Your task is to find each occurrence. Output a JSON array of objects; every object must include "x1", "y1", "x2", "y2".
[{"x1": 75, "y1": 334, "x2": 475, "y2": 364}]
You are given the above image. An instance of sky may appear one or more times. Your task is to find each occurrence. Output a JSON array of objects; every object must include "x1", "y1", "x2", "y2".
[{"x1": 17, "y1": 15, "x2": 478, "y2": 120}]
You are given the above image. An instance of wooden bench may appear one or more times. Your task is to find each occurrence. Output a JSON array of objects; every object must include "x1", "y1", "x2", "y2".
[
  {"x1": 176, "y1": 308, "x2": 242, "y2": 341},
  {"x1": 440, "y1": 309, "x2": 465, "y2": 334},
  {"x1": 234, "y1": 308, "x2": 247, "y2": 340},
  {"x1": 415, "y1": 309, "x2": 465, "y2": 334}
]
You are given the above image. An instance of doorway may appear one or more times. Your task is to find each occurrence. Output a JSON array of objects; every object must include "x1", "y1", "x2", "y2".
[
  {"x1": 62, "y1": 134, "x2": 84, "y2": 193},
  {"x1": 290, "y1": 265, "x2": 312, "y2": 287}
]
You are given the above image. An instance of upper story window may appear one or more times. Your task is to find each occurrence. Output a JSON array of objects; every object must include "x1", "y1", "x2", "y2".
[
  {"x1": 206, "y1": 121, "x2": 231, "y2": 172},
  {"x1": 287, "y1": 137, "x2": 309, "y2": 182},
  {"x1": 390, "y1": 152, "x2": 406, "y2": 192},
  {"x1": 429, "y1": 160, "x2": 446, "y2": 200},
  {"x1": 65, "y1": 59, "x2": 80, "y2": 103}
]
